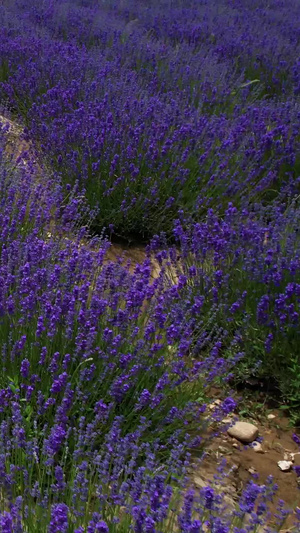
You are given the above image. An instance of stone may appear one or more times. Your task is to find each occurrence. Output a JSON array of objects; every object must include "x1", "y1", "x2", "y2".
[
  {"x1": 273, "y1": 442, "x2": 284, "y2": 453},
  {"x1": 277, "y1": 460, "x2": 293, "y2": 472},
  {"x1": 223, "y1": 494, "x2": 236, "y2": 510},
  {"x1": 208, "y1": 399, "x2": 222, "y2": 410},
  {"x1": 252, "y1": 442, "x2": 264, "y2": 453},
  {"x1": 222, "y1": 417, "x2": 234, "y2": 425},
  {"x1": 232, "y1": 442, "x2": 239, "y2": 449},
  {"x1": 194, "y1": 476, "x2": 207, "y2": 489},
  {"x1": 218, "y1": 446, "x2": 230, "y2": 454},
  {"x1": 284, "y1": 452, "x2": 294, "y2": 462},
  {"x1": 267, "y1": 413, "x2": 276, "y2": 420},
  {"x1": 227, "y1": 421, "x2": 259, "y2": 443},
  {"x1": 248, "y1": 467, "x2": 256, "y2": 475}
]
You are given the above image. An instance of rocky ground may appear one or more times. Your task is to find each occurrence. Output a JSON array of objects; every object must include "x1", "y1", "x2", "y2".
[{"x1": 191, "y1": 406, "x2": 300, "y2": 530}]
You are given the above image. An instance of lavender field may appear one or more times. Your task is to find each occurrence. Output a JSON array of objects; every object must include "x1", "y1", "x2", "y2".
[{"x1": 0, "y1": 0, "x2": 300, "y2": 531}]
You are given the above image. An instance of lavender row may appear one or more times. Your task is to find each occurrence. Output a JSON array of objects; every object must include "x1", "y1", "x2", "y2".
[{"x1": 1, "y1": 1, "x2": 300, "y2": 236}]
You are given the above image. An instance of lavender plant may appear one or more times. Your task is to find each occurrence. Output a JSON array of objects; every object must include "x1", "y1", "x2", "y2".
[
  {"x1": 1, "y1": 0, "x2": 300, "y2": 237},
  {"x1": 0, "y1": 123, "x2": 243, "y2": 530},
  {"x1": 171, "y1": 203, "x2": 300, "y2": 412}
]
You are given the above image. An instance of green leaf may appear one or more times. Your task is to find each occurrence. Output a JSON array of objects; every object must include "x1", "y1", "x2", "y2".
[{"x1": 240, "y1": 79, "x2": 260, "y2": 88}]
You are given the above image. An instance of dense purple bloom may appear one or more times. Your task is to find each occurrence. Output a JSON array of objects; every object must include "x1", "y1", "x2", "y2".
[
  {"x1": 201, "y1": 486, "x2": 215, "y2": 511},
  {"x1": 95, "y1": 522, "x2": 109, "y2": 533},
  {"x1": 294, "y1": 466, "x2": 300, "y2": 477},
  {"x1": 293, "y1": 434, "x2": 300, "y2": 447},
  {"x1": 45, "y1": 425, "x2": 66, "y2": 456},
  {"x1": 49, "y1": 504, "x2": 69, "y2": 533},
  {"x1": 221, "y1": 397, "x2": 236, "y2": 416},
  {"x1": 50, "y1": 372, "x2": 68, "y2": 395},
  {"x1": 0, "y1": 512, "x2": 13, "y2": 533},
  {"x1": 20, "y1": 358, "x2": 30, "y2": 378},
  {"x1": 135, "y1": 389, "x2": 152, "y2": 411},
  {"x1": 87, "y1": 519, "x2": 109, "y2": 533},
  {"x1": 239, "y1": 482, "x2": 262, "y2": 514}
]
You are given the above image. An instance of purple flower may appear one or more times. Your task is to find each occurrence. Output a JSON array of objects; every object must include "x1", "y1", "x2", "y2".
[
  {"x1": 94, "y1": 400, "x2": 111, "y2": 421},
  {"x1": 145, "y1": 516, "x2": 156, "y2": 532},
  {"x1": 221, "y1": 397, "x2": 236, "y2": 416},
  {"x1": 50, "y1": 372, "x2": 68, "y2": 394},
  {"x1": 201, "y1": 486, "x2": 215, "y2": 510},
  {"x1": 0, "y1": 512, "x2": 13, "y2": 533},
  {"x1": 87, "y1": 517, "x2": 109, "y2": 533},
  {"x1": 293, "y1": 434, "x2": 300, "y2": 447},
  {"x1": 135, "y1": 389, "x2": 152, "y2": 411},
  {"x1": 95, "y1": 521, "x2": 109, "y2": 533},
  {"x1": 239, "y1": 482, "x2": 262, "y2": 514},
  {"x1": 49, "y1": 504, "x2": 69, "y2": 533},
  {"x1": 294, "y1": 466, "x2": 300, "y2": 477},
  {"x1": 45, "y1": 425, "x2": 66, "y2": 456},
  {"x1": 20, "y1": 358, "x2": 30, "y2": 379}
]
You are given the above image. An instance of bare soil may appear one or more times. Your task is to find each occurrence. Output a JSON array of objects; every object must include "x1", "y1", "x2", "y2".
[{"x1": 192, "y1": 408, "x2": 300, "y2": 529}]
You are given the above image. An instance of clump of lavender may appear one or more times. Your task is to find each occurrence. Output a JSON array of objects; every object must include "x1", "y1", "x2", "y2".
[
  {"x1": 1, "y1": 0, "x2": 300, "y2": 237},
  {"x1": 0, "y1": 124, "x2": 241, "y2": 529},
  {"x1": 171, "y1": 202, "x2": 300, "y2": 413}
]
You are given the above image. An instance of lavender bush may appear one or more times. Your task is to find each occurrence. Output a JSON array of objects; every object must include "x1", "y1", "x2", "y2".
[
  {"x1": 169, "y1": 202, "x2": 300, "y2": 412},
  {"x1": 0, "y1": 123, "x2": 240, "y2": 530},
  {"x1": 1, "y1": 0, "x2": 300, "y2": 237}
]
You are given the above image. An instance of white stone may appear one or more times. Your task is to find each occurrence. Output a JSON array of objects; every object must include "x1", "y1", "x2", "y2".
[
  {"x1": 284, "y1": 452, "x2": 294, "y2": 462},
  {"x1": 277, "y1": 460, "x2": 293, "y2": 472},
  {"x1": 218, "y1": 446, "x2": 230, "y2": 454},
  {"x1": 267, "y1": 414, "x2": 276, "y2": 420},
  {"x1": 252, "y1": 442, "x2": 264, "y2": 453},
  {"x1": 194, "y1": 476, "x2": 207, "y2": 489},
  {"x1": 222, "y1": 417, "x2": 234, "y2": 424},
  {"x1": 227, "y1": 421, "x2": 259, "y2": 443},
  {"x1": 208, "y1": 399, "x2": 222, "y2": 410}
]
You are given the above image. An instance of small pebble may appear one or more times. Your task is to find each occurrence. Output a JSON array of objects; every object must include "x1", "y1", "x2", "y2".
[
  {"x1": 218, "y1": 446, "x2": 230, "y2": 454},
  {"x1": 267, "y1": 414, "x2": 276, "y2": 420},
  {"x1": 223, "y1": 417, "x2": 234, "y2": 425},
  {"x1": 277, "y1": 460, "x2": 293, "y2": 472},
  {"x1": 194, "y1": 476, "x2": 207, "y2": 489},
  {"x1": 252, "y1": 442, "x2": 264, "y2": 453},
  {"x1": 284, "y1": 452, "x2": 294, "y2": 463},
  {"x1": 208, "y1": 399, "x2": 222, "y2": 410}
]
